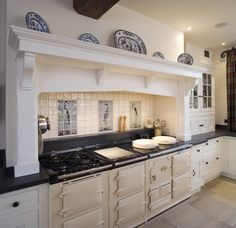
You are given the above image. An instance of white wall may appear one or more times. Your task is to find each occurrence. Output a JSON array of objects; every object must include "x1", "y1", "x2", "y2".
[
  {"x1": 0, "y1": 0, "x2": 6, "y2": 150},
  {"x1": 186, "y1": 43, "x2": 212, "y2": 65},
  {"x1": 154, "y1": 96, "x2": 177, "y2": 136},
  {"x1": 6, "y1": 0, "x2": 184, "y2": 61},
  {"x1": 213, "y1": 48, "x2": 227, "y2": 125}
]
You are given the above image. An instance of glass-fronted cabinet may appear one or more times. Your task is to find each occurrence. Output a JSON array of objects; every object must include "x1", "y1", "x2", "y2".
[{"x1": 189, "y1": 74, "x2": 214, "y2": 112}]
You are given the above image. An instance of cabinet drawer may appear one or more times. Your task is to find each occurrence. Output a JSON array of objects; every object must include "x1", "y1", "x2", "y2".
[
  {"x1": 0, "y1": 188, "x2": 38, "y2": 216},
  {"x1": 115, "y1": 164, "x2": 145, "y2": 197},
  {"x1": 116, "y1": 191, "x2": 145, "y2": 227},
  {"x1": 63, "y1": 208, "x2": 103, "y2": 228},
  {"x1": 0, "y1": 209, "x2": 38, "y2": 228},
  {"x1": 173, "y1": 173, "x2": 190, "y2": 198}
]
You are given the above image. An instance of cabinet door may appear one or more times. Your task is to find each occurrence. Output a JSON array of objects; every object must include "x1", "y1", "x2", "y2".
[
  {"x1": 63, "y1": 208, "x2": 103, "y2": 228},
  {"x1": 61, "y1": 176, "x2": 102, "y2": 218},
  {"x1": 149, "y1": 183, "x2": 171, "y2": 211},
  {"x1": 226, "y1": 138, "x2": 236, "y2": 174},
  {"x1": 0, "y1": 210, "x2": 38, "y2": 228},
  {"x1": 202, "y1": 74, "x2": 214, "y2": 111},
  {"x1": 173, "y1": 151, "x2": 191, "y2": 178},
  {"x1": 116, "y1": 191, "x2": 145, "y2": 228},
  {"x1": 149, "y1": 155, "x2": 172, "y2": 186},
  {"x1": 204, "y1": 139, "x2": 221, "y2": 183},
  {"x1": 173, "y1": 173, "x2": 191, "y2": 199},
  {"x1": 115, "y1": 163, "x2": 145, "y2": 197},
  {"x1": 191, "y1": 145, "x2": 203, "y2": 192},
  {"x1": 189, "y1": 82, "x2": 201, "y2": 112}
]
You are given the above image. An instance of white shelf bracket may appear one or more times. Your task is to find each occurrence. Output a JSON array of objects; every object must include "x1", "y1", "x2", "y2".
[
  {"x1": 144, "y1": 76, "x2": 155, "y2": 88},
  {"x1": 16, "y1": 52, "x2": 36, "y2": 90},
  {"x1": 95, "y1": 69, "x2": 109, "y2": 85}
]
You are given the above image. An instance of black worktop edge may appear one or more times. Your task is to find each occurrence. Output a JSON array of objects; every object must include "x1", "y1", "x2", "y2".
[{"x1": 0, "y1": 165, "x2": 49, "y2": 195}]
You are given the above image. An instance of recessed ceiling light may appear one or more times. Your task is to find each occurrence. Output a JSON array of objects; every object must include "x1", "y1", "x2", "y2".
[
  {"x1": 187, "y1": 27, "x2": 192, "y2": 31},
  {"x1": 214, "y1": 22, "x2": 228, "y2": 28},
  {"x1": 221, "y1": 42, "x2": 226, "y2": 46}
]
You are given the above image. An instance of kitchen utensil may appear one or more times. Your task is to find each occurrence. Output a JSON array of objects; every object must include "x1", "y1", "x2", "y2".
[
  {"x1": 38, "y1": 115, "x2": 50, "y2": 154},
  {"x1": 118, "y1": 115, "x2": 123, "y2": 132},
  {"x1": 123, "y1": 115, "x2": 127, "y2": 132}
]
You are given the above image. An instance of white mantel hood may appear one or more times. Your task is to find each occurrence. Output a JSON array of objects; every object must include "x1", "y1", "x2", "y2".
[{"x1": 7, "y1": 26, "x2": 208, "y2": 177}]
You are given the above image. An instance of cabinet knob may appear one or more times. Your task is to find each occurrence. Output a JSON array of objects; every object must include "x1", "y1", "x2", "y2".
[
  {"x1": 197, "y1": 149, "x2": 200, "y2": 152},
  {"x1": 199, "y1": 124, "x2": 204, "y2": 127},
  {"x1": 216, "y1": 140, "x2": 219, "y2": 143},
  {"x1": 205, "y1": 162, "x2": 209, "y2": 165},
  {"x1": 12, "y1": 201, "x2": 19, "y2": 208},
  {"x1": 216, "y1": 157, "x2": 219, "y2": 160},
  {"x1": 192, "y1": 169, "x2": 196, "y2": 177},
  {"x1": 206, "y1": 143, "x2": 208, "y2": 146}
]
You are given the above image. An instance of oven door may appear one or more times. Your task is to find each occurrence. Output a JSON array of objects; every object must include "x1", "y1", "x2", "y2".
[{"x1": 59, "y1": 175, "x2": 103, "y2": 218}]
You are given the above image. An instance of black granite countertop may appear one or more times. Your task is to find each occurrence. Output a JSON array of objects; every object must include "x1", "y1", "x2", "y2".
[{"x1": 0, "y1": 164, "x2": 49, "y2": 194}]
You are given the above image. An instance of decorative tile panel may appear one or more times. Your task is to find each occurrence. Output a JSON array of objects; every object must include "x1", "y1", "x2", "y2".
[
  {"x1": 130, "y1": 101, "x2": 141, "y2": 128},
  {"x1": 99, "y1": 101, "x2": 113, "y2": 132},
  {"x1": 58, "y1": 100, "x2": 77, "y2": 136},
  {"x1": 38, "y1": 92, "x2": 155, "y2": 139}
]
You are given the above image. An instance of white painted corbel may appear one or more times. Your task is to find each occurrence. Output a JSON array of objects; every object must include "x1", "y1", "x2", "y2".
[
  {"x1": 16, "y1": 52, "x2": 36, "y2": 90},
  {"x1": 144, "y1": 76, "x2": 155, "y2": 88},
  {"x1": 95, "y1": 69, "x2": 109, "y2": 85}
]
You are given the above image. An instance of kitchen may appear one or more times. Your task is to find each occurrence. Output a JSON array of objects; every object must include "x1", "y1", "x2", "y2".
[{"x1": 1, "y1": 0, "x2": 236, "y2": 228}]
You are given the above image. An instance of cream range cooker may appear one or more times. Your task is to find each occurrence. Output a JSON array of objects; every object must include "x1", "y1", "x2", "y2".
[{"x1": 40, "y1": 135, "x2": 191, "y2": 228}]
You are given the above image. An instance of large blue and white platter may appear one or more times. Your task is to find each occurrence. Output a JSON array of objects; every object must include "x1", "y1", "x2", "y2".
[
  {"x1": 114, "y1": 30, "x2": 147, "y2": 55},
  {"x1": 25, "y1": 12, "x2": 49, "y2": 33}
]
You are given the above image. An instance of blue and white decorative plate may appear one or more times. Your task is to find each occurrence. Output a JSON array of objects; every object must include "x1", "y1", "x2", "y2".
[
  {"x1": 25, "y1": 12, "x2": 49, "y2": 33},
  {"x1": 114, "y1": 30, "x2": 147, "y2": 55},
  {"x1": 177, "y1": 53, "x2": 194, "y2": 65},
  {"x1": 153, "y1": 52, "x2": 165, "y2": 59},
  {"x1": 79, "y1": 33, "x2": 99, "y2": 44}
]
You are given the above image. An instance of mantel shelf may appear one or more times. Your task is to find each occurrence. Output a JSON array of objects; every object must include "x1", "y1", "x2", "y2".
[{"x1": 9, "y1": 25, "x2": 206, "y2": 80}]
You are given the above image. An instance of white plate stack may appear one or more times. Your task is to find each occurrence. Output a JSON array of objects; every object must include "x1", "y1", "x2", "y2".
[
  {"x1": 152, "y1": 136, "x2": 176, "y2": 145},
  {"x1": 132, "y1": 139, "x2": 159, "y2": 149}
]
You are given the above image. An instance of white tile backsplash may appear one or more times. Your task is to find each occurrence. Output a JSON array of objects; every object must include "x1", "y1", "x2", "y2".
[{"x1": 38, "y1": 92, "x2": 155, "y2": 139}]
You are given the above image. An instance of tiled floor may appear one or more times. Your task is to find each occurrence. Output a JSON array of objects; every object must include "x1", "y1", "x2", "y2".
[{"x1": 140, "y1": 176, "x2": 236, "y2": 228}]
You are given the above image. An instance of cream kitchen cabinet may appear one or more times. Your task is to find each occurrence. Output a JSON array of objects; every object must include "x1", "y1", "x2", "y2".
[
  {"x1": 0, "y1": 184, "x2": 49, "y2": 228},
  {"x1": 189, "y1": 73, "x2": 215, "y2": 135},
  {"x1": 109, "y1": 162, "x2": 146, "y2": 228},
  {"x1": 49, "y1": 173, "x2": 109, "y2": 228},
  {"x1": 191, "y1": 144, "x2": 204, "y2": 192},
  {"x1": 203, "y1": 138, "x2": 222, "y2": 183},
  {"x1": 222, "y1": 137, "x2": 236, "y2": 179}
]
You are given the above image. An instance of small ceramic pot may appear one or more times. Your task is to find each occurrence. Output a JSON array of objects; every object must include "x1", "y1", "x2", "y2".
[{"x1": 155, "y1": 128, "x2": 162, "y2": 136}]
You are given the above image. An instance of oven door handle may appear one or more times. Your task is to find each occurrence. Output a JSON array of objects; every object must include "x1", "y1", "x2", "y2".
[
  {"x1": 116, "y1": 188, "x2": 125, "y2": 196},
  {"x1": 58, "y1": 207, "x2": 72, "y2": 217},
  {"x1": 58, "y1": 190, "x2": 71, "y2": 199}
]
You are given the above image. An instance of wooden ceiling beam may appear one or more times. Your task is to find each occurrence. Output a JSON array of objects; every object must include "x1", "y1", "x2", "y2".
[{"x1": 73, "y1": 0, "x2": 120, "y2": 19}]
